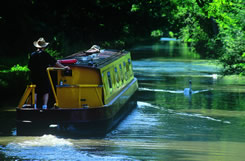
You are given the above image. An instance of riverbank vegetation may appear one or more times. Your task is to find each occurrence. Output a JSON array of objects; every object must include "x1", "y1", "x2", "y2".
[
  {"x1": 171, "y1": 0, "x2": 244, "y2": 75},
  {"x1": 0, "y1": 0, "x2": 244, "y2": 103}
]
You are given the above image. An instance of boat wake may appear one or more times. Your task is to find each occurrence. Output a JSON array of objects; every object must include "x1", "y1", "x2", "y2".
[
  {"x1": 0, "y1": 135, "x2": 85, "y2": 160},
  {"x1": 0, "y1": 135, "x2": 129, "y2": 160},
  {"x1": 139, "y1": 87, "x2": 209, "y2": 95},
  {"x1": 137, "y1": 101, "x2": 231, "y2": 124},
  {"x1": 16, "y1": 134, "x2": 73, "y2": 147}
]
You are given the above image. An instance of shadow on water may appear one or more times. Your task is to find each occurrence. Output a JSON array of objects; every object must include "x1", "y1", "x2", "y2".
[{"x1": 0, "y1": 108, "x2": 16, "y2": 136}]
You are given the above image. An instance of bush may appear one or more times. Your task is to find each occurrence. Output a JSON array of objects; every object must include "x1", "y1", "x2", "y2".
[{"x1": 0, "y1": 64, "x2": 30, "y2": 104}]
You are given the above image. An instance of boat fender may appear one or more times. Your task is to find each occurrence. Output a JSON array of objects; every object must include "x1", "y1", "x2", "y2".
[{"x1": 58, "y1": 59, "x2": 77, "y2": 64}]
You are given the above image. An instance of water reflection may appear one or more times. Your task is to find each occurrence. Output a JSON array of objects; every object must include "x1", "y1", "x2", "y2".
[{"x1": 1, "y1": 42, "x2": 245, "y2": 160}]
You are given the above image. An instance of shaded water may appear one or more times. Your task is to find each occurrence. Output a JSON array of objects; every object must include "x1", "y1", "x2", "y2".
[{"x1": 1, "y1": 41, "x2": 245, "y2": 160}]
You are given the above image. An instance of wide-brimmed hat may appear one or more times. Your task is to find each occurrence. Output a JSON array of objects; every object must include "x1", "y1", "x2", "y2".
[{"x1": 33, "y1": 37, "x2": 49, "y2": 48}]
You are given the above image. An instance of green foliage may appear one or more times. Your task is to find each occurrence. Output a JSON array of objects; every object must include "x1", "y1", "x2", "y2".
[
  {"x1": 101, "y1": 40, "x2": 125, "y2": 49},
  {"x1": 0, "y1": 65, "x2": 29, "y2": 100},
  {"x1": 170, "y1": 0, "x2": 245, "y2": 74},
  {"x1": 10, "y1": 64, "x2": 29, "y2": 72},
  {"x1": 0, "y1": 64, "x2": 29, "y2": 73},
  {"x1": 45, "y1": 48, "x2": 63, "y2": 59},
  {"x1": 169, "y1": 31, "x2": 175, "y2": 38},
  {"x1": 213, "y1": 1, "x2": 245, "y2": 74},
  {"x1": 207, "y1": 0, "x2": 235, "y2": 28},
  {"x1": 220, "y1": 28, "x2": 245, "y2": 75},
  {"x1": 131, "y1": 4, "x2": 140, "y2": 12},
  {"x1": 0, "y1": 0, "x2": 244, "y2": 75},
  {"x1": 151, "y1": 30, "x2": 163, "y2": 37}
]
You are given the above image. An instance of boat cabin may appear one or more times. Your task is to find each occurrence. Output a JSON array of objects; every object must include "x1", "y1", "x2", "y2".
[{"x1": 18, "y1": 50, "x2": 135, "y2": 109}]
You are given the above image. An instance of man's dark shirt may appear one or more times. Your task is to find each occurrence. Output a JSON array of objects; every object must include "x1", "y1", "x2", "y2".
[{"x1": 28, "y1": 50, "x2": 56, "y2": 94}]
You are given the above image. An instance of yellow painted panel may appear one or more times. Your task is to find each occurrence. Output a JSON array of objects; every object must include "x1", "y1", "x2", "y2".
[
  {"x1": 58, "y1": 67, "x2": 101, "y2": 85},
  {"x1": 57, "y1": 86, "x2": 103, "y2": 108},
  {"x1": 57, "y1": 87, "x2": 80, "y2": 108},
  {"x1": 79, "y1": 87, "x2": 103, "y2": 107}
]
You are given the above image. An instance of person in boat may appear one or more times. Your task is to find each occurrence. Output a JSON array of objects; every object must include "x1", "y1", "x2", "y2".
[
  {"x1": 85, "y1": 45, "x2": 100, "y2": 54},
  {"x1": 28, "y1": 37, "x2": 70, "y2": 109},
  {"x1": 64, "y1": 45, "x2": 100, "y2": 59}
]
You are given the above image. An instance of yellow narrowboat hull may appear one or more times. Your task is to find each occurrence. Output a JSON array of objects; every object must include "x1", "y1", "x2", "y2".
[
  {"x1": 16, "y1": 49, "x2": 138, "y2": 136},
  {"x1": 16, "y1": 78, "x2": 138, "y2": 136}
]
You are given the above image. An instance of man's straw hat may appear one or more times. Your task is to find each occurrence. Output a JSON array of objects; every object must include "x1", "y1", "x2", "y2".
[{"x1": 33, "y1": 37, "x2": 49, "y2": 48}]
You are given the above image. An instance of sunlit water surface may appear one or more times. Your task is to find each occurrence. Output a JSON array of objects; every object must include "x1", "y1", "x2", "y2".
[{"x1": 1, "y1": 41, "x2": 245, "y2": 160}]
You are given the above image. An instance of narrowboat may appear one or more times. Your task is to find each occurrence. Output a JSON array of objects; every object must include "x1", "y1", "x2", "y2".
[{"x1": 16, "y1": 49, "x2": 138, "y2": 136}]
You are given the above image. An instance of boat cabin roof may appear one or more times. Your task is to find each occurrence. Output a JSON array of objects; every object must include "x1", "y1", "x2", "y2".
[{"x1": 63, "y1": 49, "x2": 129, "y2": 69}]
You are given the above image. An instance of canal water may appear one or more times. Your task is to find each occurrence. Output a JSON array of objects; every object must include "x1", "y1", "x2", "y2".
[{"x1": 1, "y1": 41, "x2": 245, "y2": 160}]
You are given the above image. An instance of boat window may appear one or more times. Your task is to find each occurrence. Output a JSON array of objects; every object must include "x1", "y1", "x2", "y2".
[
  {"x1": 128, "y1": 58, "x2": 132, "y2": 76},
  {"x1": 102, "y1": 72, "x2": 107, "y2": 93},
  {"x1": 126, "y1": 61, "x2": 130, "y2": 73},
  {"x1": 115, "y1": 67, "x2": 120, "y2": 84},
  {"x1": 107, "y1": 71, "x2": 112, "y2": 89},
  {"x1": 123, "y1": 61, "x2": 128, "y2": 80},
  {"x1": 119, "y1": 64, "x2": 124, "y2": 82}
]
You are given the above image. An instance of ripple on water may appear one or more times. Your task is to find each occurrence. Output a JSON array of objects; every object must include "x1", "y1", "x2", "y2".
[{"x1": 136, "y1": 101, "x2": 231, "y2": 124}]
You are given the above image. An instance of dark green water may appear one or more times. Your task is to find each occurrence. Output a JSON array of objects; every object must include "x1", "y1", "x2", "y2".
[{"x1": 1, "y1": 41, "x2": 245, "y2": 160}]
